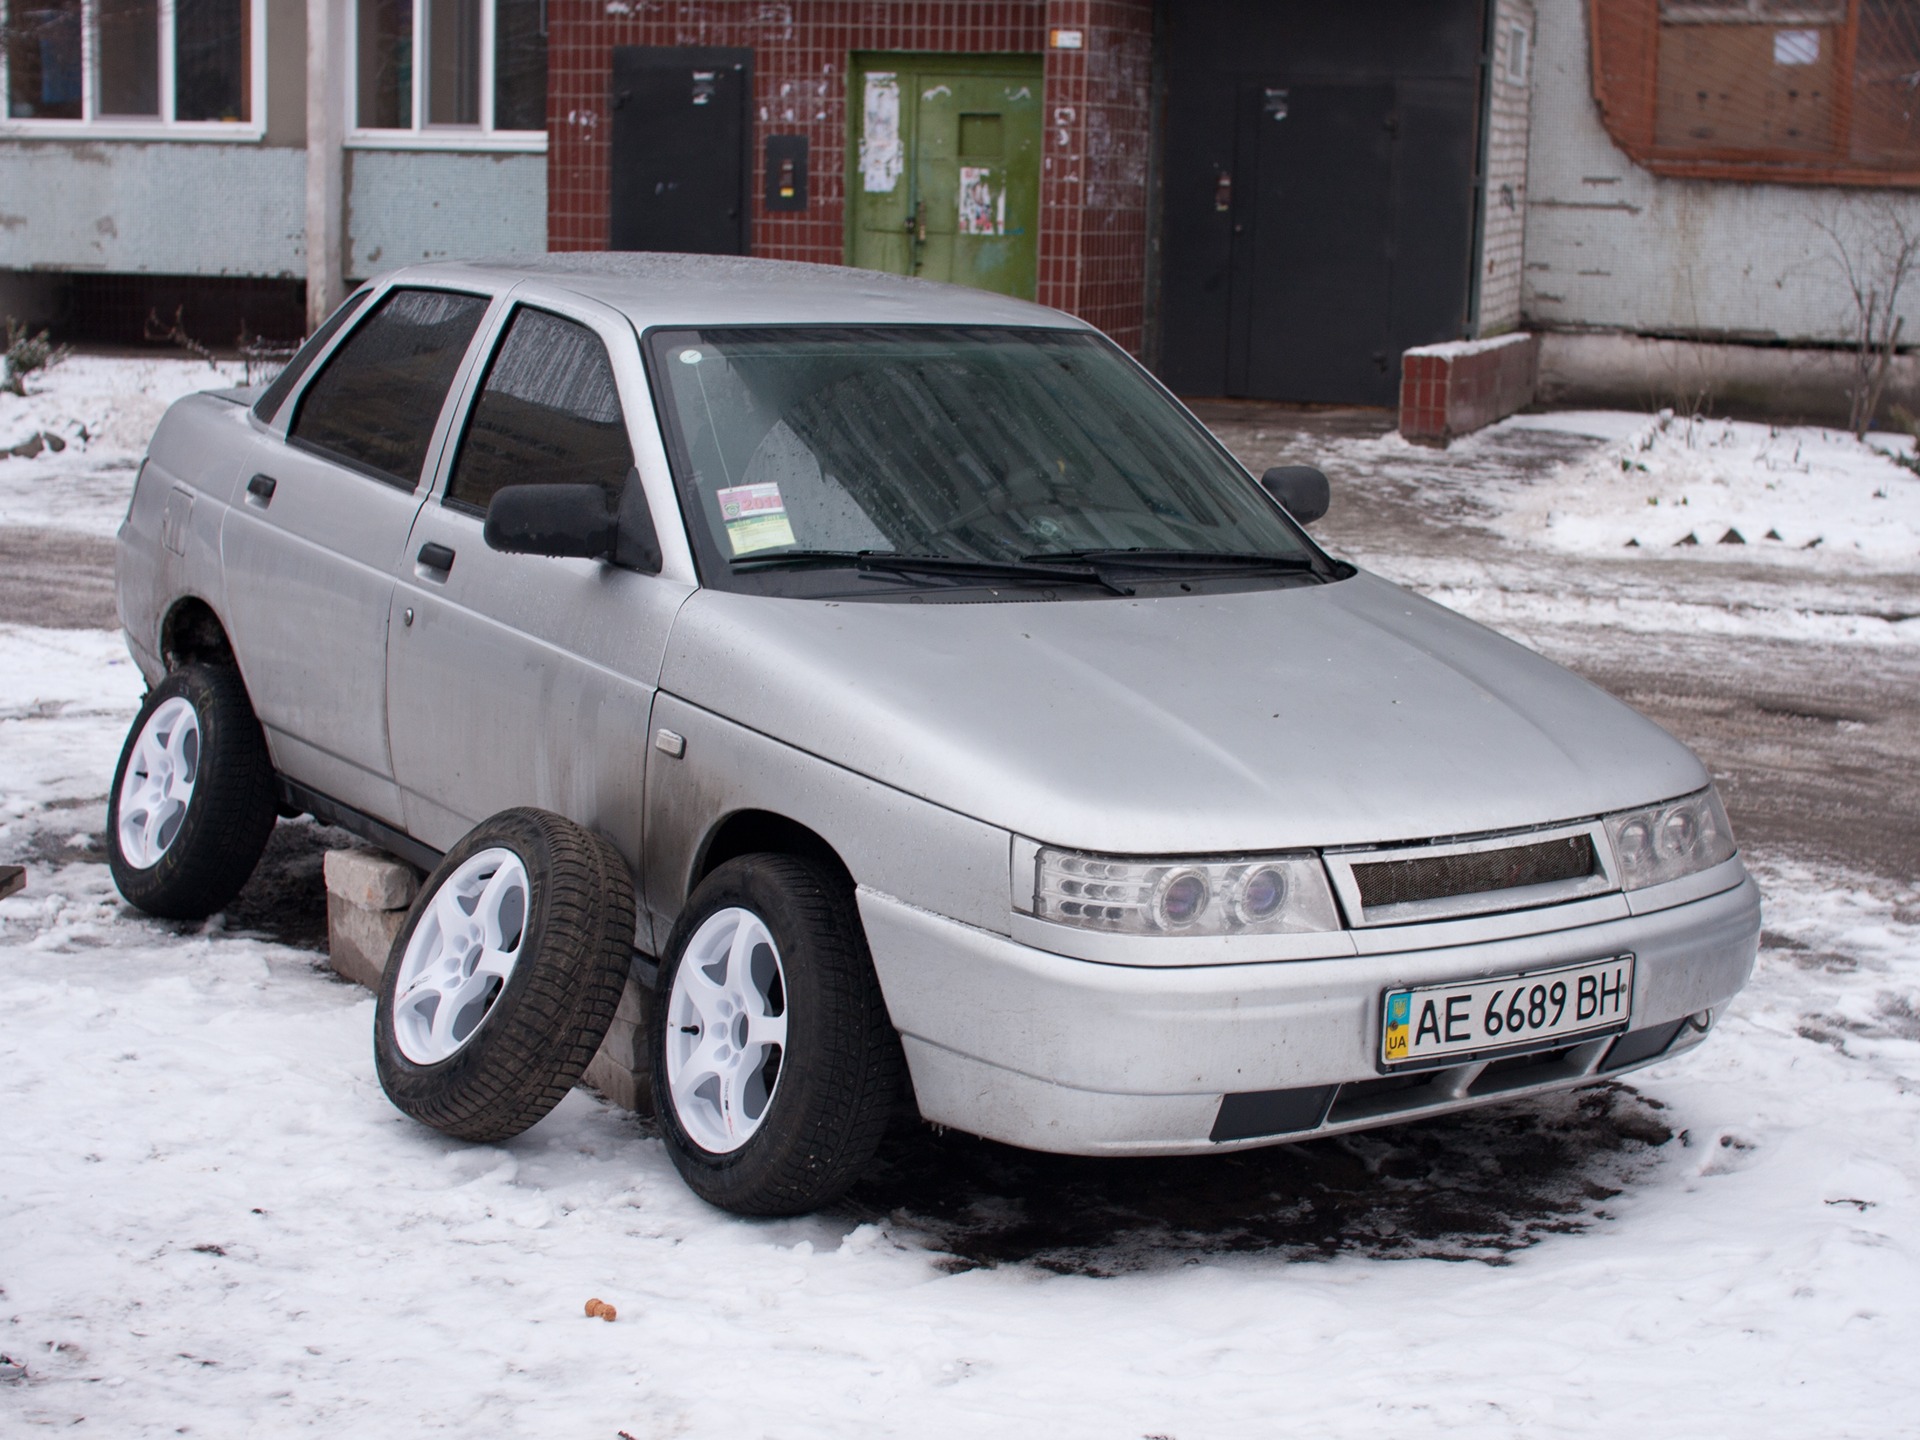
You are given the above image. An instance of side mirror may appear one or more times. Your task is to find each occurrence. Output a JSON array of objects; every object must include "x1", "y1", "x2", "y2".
[
  {"x1": 482, "y1": 469, "x2": 661, "y2": 573},
  {"x1": 1260, "y1": 465, "x2": 1331, "y2": 526}
]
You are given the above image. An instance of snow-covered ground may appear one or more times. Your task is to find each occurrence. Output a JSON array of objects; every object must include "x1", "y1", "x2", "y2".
[
  {"x1": 0, "y1": 355, "x2": 246, "y2": 538},
  {"x1": 1321, "y1": 409, "x2": 1920, "y2": 572},
  {"x1": 3, "y1": 361, "x2": 1919, "y2": 1436}
]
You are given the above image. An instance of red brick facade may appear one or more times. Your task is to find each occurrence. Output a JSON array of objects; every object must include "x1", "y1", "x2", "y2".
[
  {"x1": 1399, "y1": 334, "x2": 1541, "y2": 444},
  {"x1": 546, "y1": 0, "x2": 1153, "y2": 351}
]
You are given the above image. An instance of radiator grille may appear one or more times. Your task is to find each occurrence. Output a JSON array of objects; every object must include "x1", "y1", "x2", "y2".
[{"x1": 1352, "y1": 834, "x2": 1597, "y2": 911}]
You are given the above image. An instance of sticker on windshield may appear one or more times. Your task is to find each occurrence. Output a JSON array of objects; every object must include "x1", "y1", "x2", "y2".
[{"x1": 716, "y1": 482, "x2": 796, "y2": 556}]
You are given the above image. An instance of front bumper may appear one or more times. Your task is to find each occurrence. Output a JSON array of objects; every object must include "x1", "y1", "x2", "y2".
[{"x1": 858, "y1": 869, "x2": 1760, "y2": 1155}]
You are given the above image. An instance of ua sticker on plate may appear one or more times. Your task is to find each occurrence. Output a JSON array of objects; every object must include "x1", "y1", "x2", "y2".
[
  {"x1": 716, "y1": 481, "x2": 796, "y2": 556},
  {"x1": 1383, "y1": 990, "x2": 1413, "y2": 1063}
]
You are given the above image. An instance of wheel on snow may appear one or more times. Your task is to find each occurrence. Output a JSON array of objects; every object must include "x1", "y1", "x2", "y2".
[
  {"x1": 375, "y1": 807, "x2": 636, "y2": 1143},
  {"x1": 651, "y1": 853, "x2": 903, "y2": 1217},
  {"x1": 107, "y1": 664, "x2": 278, "y2": 920}
]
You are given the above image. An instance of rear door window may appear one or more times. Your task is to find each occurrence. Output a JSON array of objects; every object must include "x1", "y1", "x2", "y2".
[
  {"x1": 445, "y1": 307, "x2": 635, "y2": 514},
  {"x1": 290, "y1": 288, "x2": 490, "y2": 489}
]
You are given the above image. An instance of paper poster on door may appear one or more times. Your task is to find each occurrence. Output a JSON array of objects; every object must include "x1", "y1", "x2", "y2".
[
  {"x1": 959, "y1": 167, "x2": 1005, "y2": 236},
  {"x1": 860, "y1": 73, "x2": 903, "y2": 193}
]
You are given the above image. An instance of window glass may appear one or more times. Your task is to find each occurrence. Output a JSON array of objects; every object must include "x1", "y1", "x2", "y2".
[
  {"x1": 254, "y1": 288, "x2": 373, "y2": 424},
  {"x1": 1598, "y1": 0, "x2": 1920, "y2": 182},
  {"x1": 357, "y1": 0, "x2": 412, "y2": 128},
  {"x1": 648, "y1": 326, "x2": 1311, "y2": 577},
  {"x1": 447, "y1": 308, "x2": 633, "y2": 513},
  {"x1": 493, "y1": 0, "x2": 547, "y2": 130},
  {"x1": 425, "y1": 0, "x2": 479, "y2": 125},
  {"x1": 6, "y1": 0, "x2": 84, "y2": 118},
  {"x1": 174, "y1": 0, "x2": 250, "y2": 122},
  {"x1": 96, "y1": 0, "x2": 159, "y2": 116},
  {"x1": 291, "y1": 288, "x2": 489, "y2": 488}
]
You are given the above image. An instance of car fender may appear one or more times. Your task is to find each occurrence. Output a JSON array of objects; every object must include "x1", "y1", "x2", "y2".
[{"x1": 641, "y1": 691, "x2": 1012, "y2": 955}]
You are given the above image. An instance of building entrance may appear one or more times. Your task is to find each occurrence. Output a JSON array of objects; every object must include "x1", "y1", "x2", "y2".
[
  {"x1": 1157, "y1": 0, "x2": 1486, "y2": 405},
  {"x1": 609, "y1": 46, "x2": 753, "y2": 256},
  {"x1": 847, "y1": 54, "x2": 1043, "y2": 300}
]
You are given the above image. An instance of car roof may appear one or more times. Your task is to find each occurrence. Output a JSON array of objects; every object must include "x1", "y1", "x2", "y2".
[{"x1": 377, "y1": 253, "x2": 1092, "y2": 332}]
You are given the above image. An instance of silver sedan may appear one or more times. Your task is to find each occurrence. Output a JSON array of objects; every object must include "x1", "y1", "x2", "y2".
[{"x1": 111, "y1": 254, "x2": 1759, "y2": 1215}]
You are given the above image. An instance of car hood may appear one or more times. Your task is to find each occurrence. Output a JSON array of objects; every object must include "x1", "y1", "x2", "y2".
[{"x1": 659, "y1": 572, "x2": 1707, "y2": 852}]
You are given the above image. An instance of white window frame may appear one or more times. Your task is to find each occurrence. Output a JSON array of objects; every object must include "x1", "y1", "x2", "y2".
[
  {"x1": 0, "y1": 0, "x2": 267, "y2": 140},
  {"x1": 346, "y1": 0, "x2": 546, "y2": 153}
]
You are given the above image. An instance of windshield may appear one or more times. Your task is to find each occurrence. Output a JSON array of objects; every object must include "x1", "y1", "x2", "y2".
[{"x1": 646, "y1": 326, "x2": 1327, "y2": 597}]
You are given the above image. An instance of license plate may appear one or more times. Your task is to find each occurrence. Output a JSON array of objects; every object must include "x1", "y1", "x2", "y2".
[{"x1": 1380, "y1": 954, "x2": 1635, "y2": 1069}]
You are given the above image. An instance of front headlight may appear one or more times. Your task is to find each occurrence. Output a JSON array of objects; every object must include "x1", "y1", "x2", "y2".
[
  {"x1": 1605, "y1": 786, "x2": 1737, "y2": 890},
  {"x1": 1033, "y1": 848, "x2": 1341, "y2": 936}
]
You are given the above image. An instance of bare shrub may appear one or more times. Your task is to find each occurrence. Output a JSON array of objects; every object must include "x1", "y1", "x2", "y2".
[
  {"x1": 1816, "y1": 200, "x2": 1920, "y2": 439},
  {"x1": 4, "y1": 317, "x2": 72, "y2": 397}
]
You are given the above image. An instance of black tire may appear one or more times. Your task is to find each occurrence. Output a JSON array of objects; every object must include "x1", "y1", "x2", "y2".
[
  {"x1": 375, "y1": 807, "x2": 635, "y2": 1143},
  {"x1": 651, "y1": 853, "x2": 903, "y2": 1217},
  {"x1": 107, "y1": 663, "x2": 278, "y2": 920}
]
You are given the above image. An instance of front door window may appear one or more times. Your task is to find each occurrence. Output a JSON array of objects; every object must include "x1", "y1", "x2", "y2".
[{"x1": 445, "y1": 306, "x2": 635, "y2": 513}]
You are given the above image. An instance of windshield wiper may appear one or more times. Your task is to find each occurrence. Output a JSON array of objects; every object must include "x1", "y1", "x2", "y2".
[
  {"x1": 729, "y1": 549, "x2": 1135, "y2": 595},
  {"x1": 1023, "y1": 547, "x2": 1317, "y2": 571}
]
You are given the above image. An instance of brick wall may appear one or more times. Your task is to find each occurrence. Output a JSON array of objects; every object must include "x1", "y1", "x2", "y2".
[
  {"x1": 1035, "y1": 0, "x2": 1154, "y2": 351},
  {"x1": 1399, "y1": 332, "x2": 1539, "y2": 443},
  {"x1": 546, "y1": 0, "x2": 1152, "y2": 349},
  {"x1": 1478, "y1": 0, "x2": 1535, "y2": 336}
]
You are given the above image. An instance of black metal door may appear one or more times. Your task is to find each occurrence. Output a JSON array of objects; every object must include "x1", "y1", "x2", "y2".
[
  {"x1": 1228, "y1": 83, "x2": 1397, "y2": 403},
  {"x1": 1155, "y1": 0, "x2": 1484, "y2": 404},
  {"x1": 610, "y1": 47, "x2": 752, "y2": 255}
]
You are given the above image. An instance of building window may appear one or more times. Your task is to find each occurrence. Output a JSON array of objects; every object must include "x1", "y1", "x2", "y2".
[
  {"x1": 2, "y1": 0, "x2": 259, "y2": 131},
  {"x1": 1592, "y1": 0, "x2": 1920, "y2": 185},
  {"x1": 350, "y1": 0, "x2": 545, "y2": 148}
]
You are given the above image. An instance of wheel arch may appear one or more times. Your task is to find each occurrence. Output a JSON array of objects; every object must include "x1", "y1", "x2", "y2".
[
  {"x1": 160, "y1": 595, "x2": 237, "y2": 670},
  {"x1": 690, "y1": 809, "x2": 854, "y2": 897}
]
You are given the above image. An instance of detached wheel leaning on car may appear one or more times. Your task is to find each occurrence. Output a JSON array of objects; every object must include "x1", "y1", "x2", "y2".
[
  {"x1": 375, "y1": 808, "x2": 635, "y2": 1143},
  {"x1": 107, "y1": 664, "x2": 278, "y2": 920},
  {"x1": 652, "y1": 854, "x2": 903, "y2": 1217}
]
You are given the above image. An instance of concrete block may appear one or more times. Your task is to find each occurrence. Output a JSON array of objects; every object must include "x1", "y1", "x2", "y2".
[
  {"x1": 323, "y1": 848, "x2": 420, "y2": 912},
  {"x1": 327, "y1": 891, "x2": 407, "y2": 990},
  {"x1": 582, "y1": 971, "x2": 653, "y2": 1114},
  {"x1": 323, "y1": 848, "x2": 420, "y2": 990},
  {"x1": 1399, "y1": 332, "x2": 1539, "y2": 444}
]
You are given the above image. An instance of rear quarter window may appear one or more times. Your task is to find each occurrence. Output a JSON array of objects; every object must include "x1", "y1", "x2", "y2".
[{"x1": 251, "y1": 288, "x2": 371, "y2": 425}]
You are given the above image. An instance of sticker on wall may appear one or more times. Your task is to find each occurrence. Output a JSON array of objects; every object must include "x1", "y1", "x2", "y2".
[
  {"x1": 1774, "y1": 29, "x2": 1819, "y2": 65},
  {"x1": 716, "y1": 482, "x2": 796, "y2": 556},
  {"x1": 861, "y1": 73, "x2": 903, "y2": 193},
  {"x1": 959, "y1": 167, "x2": 1005, "y2": 236}
]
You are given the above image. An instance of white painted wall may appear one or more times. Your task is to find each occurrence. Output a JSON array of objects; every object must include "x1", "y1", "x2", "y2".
[
  {"x1": 1522, "y1": 0, "x2": 1920, "y2": 346},
  {"x1": 1478, "y1": 0, "x2": 1536, "y2": 336},
  {"x1": 346, "y1": 150, "x2": 546, "y2": 280},
  {"x1": 0, "y1": 140, "x2": 545, "y2": 287},
  {"x1": 0, "y1": 142, "x2": 306, "y2": 277}
]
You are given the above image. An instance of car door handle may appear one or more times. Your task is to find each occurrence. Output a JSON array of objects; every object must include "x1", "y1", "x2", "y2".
[
  {"x1": 245, "y1": 473, "x2": 277, "y2": 507},
  {"x1": 416, "y1": 542, "x2": 456, "y2": 580}
]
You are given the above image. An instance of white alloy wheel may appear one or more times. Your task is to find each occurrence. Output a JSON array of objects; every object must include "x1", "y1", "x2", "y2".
[
  {"x1": 115, "y1": 696, "x2": 201, "y2": 869},
  {"x1": 390, "y1": 848, "x2": 530, "y2": 1065},
  {"x1": 665, "y1": 906, "x2": 790, "y2": 1153}
]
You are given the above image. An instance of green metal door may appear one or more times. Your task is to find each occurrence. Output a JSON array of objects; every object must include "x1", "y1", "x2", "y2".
[{"x1": 848, "y1": 54, "x2": 1043, "y2": 300}]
